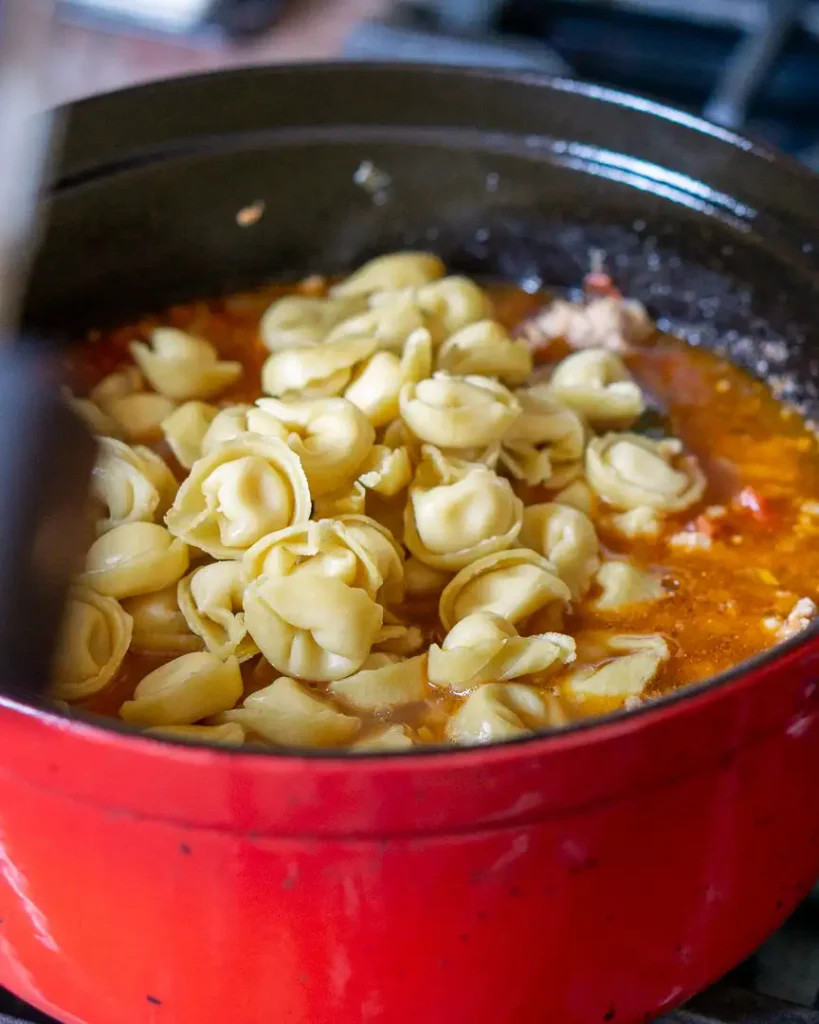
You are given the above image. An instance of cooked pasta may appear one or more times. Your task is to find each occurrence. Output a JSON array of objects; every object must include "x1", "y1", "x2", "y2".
[
  {"x1": 428, "y1": 613, "x2": 575, "y2": 693},
  {"x1": 119, "y1": 652, "x2": 243, "y2": 726},
  {"x1": 436, "y1": 320, "x2": 532, "y2": 384},
  {"x1": 548, "y1": 348, "x2": 644, "y2": 429},
  {"x1": 81, "y1": 523, "x2": 190, "y2": 600},
  {"x1": 252, "y1": 396, "x2": 374, "y2": 498},
  {"x1": 161, "y1": 401, "x2": 218, "y2": 469},
  {"x1": 329, "y1": 251, "x2": 445, "y2": 296},
  {"x1": 404, "y1": 446, "x2": 523, "y2": 570},
  {"x1": 53, "y1": 588, "x2": 133, "y2": 701},
  {"x1": 222, "y1": 676, "x2": 361, "y2": 746},
  {"x1": 178, "y1": 561, "x2": 258, "y2": 661},
  {"x1": 131, "y1": 328, "x2": 242, "y2": 401},
  {"x1": 261, "y1": 336, "x2": 376, "y2": 399},
  {"x1": 259, "y1": 294, "x2": 366, "y2": 351},
  {"x1": 243, "y1": 573, "x2": 383, "y2": 681},
  {"x1": 165, "y1": 434, "x2": 311, "y2": 559},
  {"x1": 91, "y1": 438, "x2": 178, "y2": 535},
  {"x1": 586, "y1": 433, "x2": 705, "y2": 512},
  {"x1": 519, "y1": 503, "x2": 600, "y2": 600},
  {"x1": 400, "y1": 373, "x2": 520, "y2": 448},
  {"x1": 121, "y1": 586, "x2": 202, "y2": 655},
  {"x1": 58, "y1": 256, "x2": 819, "y2": 750},
  {"x1": 328, "y1": 653, "x2": 428, "y2": 712}
]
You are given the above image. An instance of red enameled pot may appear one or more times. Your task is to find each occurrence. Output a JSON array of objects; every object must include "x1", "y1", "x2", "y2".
[{"x1": 2, "y1": 65, "x2": 819, "y2": 1024}]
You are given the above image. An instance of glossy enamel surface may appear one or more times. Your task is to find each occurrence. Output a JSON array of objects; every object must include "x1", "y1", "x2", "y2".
[{"x1": 1, "y1": 639, "x2": 818, "y2": 1024}]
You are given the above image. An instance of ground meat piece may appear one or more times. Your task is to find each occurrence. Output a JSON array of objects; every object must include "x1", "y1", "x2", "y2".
[
  {"x1": 520, "y1": 296, "x2": 653, "y2": 353},
  {"x1": 669, "y1": 530, "x2": 713, "y2": 552},
  {"x1": 775, "y1": 597, "x2": 817, "y2": 641}
]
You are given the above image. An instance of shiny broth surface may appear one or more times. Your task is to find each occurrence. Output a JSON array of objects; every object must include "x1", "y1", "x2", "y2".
[{"x1": 60, "y1": 262, "x2": 819, "y2": 749}]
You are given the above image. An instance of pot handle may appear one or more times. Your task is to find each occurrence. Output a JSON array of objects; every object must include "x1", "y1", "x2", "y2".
[{"x1": 0, "y1": 346, "x2": 95, "y2": 701}]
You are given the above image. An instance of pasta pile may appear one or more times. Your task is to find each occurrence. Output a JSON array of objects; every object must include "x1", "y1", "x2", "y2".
[{"x1": 58, "y1": 253, "x2": 708, "y2": 751}]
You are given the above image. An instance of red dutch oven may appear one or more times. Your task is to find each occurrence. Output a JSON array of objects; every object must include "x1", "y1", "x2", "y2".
[{"x1": 2, "y1": 65, "x2": 819, "y2": 1024}]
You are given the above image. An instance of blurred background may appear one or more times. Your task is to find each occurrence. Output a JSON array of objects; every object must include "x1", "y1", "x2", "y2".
[{"x1": 53, "y1": 0, "x2": 819, "y2": 168}]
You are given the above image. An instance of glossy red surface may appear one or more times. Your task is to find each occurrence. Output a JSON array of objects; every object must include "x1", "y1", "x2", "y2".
[{"x1": 0, "y1": 634, "x2": 817, "y2": 1024}]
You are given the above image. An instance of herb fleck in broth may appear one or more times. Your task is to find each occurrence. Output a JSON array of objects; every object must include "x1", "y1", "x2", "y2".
[{"x1": 62, "y1": 267, "x2": 819, "y2": 748}]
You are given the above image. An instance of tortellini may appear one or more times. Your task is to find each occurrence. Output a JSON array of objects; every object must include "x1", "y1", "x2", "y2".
[
  {"x1": 446, "y1": 683, "x2": 565, "y2": 744},
  {"x1": 261, "y1": 336, "x2": 376, "y2": 399},
  {"x1": 59, "y1": 258, "x2": 698, "y2": 752},
  {"x1": 415, "y1": 275, "x2": 493, "y2": 336},
  {"x1": 146, "y1": 722, "x2": 245, "y2": 745},
  {"x1": 253, "y1": 397, "x2": 374, "y2": 498},
  {"x1": 312, "y1": 481, "x2": 367, "y2": 518},
  {"x1": 119, "y1": 652, "x2": 243, "y2": 726},
  {"x1": 352, "y1": 724, "x2": 415, "y2": 752},
  {"x1": 593, "y1": 562, "x2": 665, "y2": 610},
  {"x1": 400, "y1": 373, "x2": 521, "y2": 448},
  {"x1": 82, "y1": 523, "x2": 190, "y2": 600},
  {"x1": 130, "y1": 328, "x2": 242, "y2": 401},
  {"x1": 404, "y1": 447, "x2": 523, "y2": 570},
  {"x1": 428, "y1": 613, "x2": 575, "y2": 693},
  {"x1": 243, "y1": 519, "x2": 384, "y2": 599},
  {"x1": 329, "y1": 653, "x2": 428, "y2": 712},
  {"x1": 326, "y1": 293, "x2": 431, "y2": 353},
  {"x1": 223, "y1": 677, "x2": 361, "y2": 747},
  {"x1": 165, "y1": 434, "x2": 311, "y2": 559},
  {"x1": 520, "y1": 503, "x2": 600, "y2": 599},
  {"x1": 200, "y1": 404, "x2": 255, "y2": 455},
  {"x1": 439, "y1": 549, "x2": 571, "y2": 631},
  {"x1": 549, "y1": 348, "x2": 644, "y2": 428},
  {"x1": 497, "y1": 442, "x2": 553, "y2": 488},
  {"x1": 610, "y1": 506, "x2": 662, "y2": 539},
  {"x1": 121, "y1": 586, "x2": 202, "y2": 654},
  {"x1": 586, "y1": 433, "x2": 706, "y2": 512},
  {"x1": 178, "y1": 561, "x2": 258, "y2": 661},
  {"x1": 499, "y1": 388, "x2": 586, "y2": 487},
  {"x1": 373, "y1": 614, "x2": 426, "y2": 656},
  {"x1": 400, "y1": 326, "x2": 434, "y2": 384},
  {"x1": 88, "y1": 365, "x2": 174, "y2": 441},
  {"x1": 260, "y1": 294, "x2": 366, "y2": 351},
  {"x1": 404, "y1": 556, "x2": 452, "y2": 597},
  {"x1": 65, "y1": 391, "x2": 121, "y2": 438},
  {"x1": 344, "y1": 351, "x2": 402, "y2": 426},
  {"x1": 161, "y1": 401, "x2": 218, "y2": 469},
  {"x1": 243, "y1": 573, "x2": 383, "y2": 681},
  {"x1": 508, "y1": 387, "x2": 586, "y2": 461},
  {"x1": 106, "y1": 393, "x2": 176, "y2": 443},
  {"x1": 563, "y1": 634, "x2": 670, "y2": 700},
  {"x1": 330, "y1": 251, "x2": 444, "y2": 297},
  {"x1": 53, "y1": 588, "x2": 132, "y2": 701},
  {"x1": 550, "y1": 480, "x2": 594, "y2": 516},
  {"x1": 336, "y1": 514, "x2": 405, "y2": 606},
  {"x1": 436, "y1": 321, "x2": 532, "y2": 385},
  {"x1": 91, "y1": 438, "x2": 178, "y2": 535},
  {"x1": 89, "y1": 366, "x2": 145, "y2": 415},
  {"x1": 357, "y1": 445, "x2": 412, "y2": 498},
  {"x1": 342, "y1": 327, "x2": 437, "y2": 430}
]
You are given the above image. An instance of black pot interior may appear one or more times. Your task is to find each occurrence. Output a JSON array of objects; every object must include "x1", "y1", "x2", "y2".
[
  {"x1": 23, "y1": 64, "x2": 819, "y2": 417},
  {"x1": 15, "y1": 63, "x2": 819, "y2": 748}
]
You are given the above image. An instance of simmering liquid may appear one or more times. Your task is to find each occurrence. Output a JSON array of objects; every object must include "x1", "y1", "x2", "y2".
[{"x1": 65, "y1": 278, "x2": 819, "y2": 741}]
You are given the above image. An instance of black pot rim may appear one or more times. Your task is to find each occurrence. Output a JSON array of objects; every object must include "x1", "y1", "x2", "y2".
[{"x1": 26, "y1": 61, "x2": 819, "y2": 760}]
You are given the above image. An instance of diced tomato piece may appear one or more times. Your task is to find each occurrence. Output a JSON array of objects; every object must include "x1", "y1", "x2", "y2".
[
  {"x1": 693, "y1": 514, "x2": 717, "y2": 538},
  {"x1": 735, "y1": 486, "x2": 773, "y2": 525},
  {"x1": 583, "y1": 271, "x2": 622, "y2": 300}
]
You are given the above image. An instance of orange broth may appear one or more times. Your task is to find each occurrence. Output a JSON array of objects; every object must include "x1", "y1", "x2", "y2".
[{"x1": 67, "y1": 280, "x2": 819, "y2": 740}]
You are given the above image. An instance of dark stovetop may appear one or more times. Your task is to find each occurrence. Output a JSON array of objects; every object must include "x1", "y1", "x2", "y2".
[
  {"x1": 345, "y1": 0, "x2": 819, "y2": 168},
  {"x1": 1, "y1": 888, "x2": 818, "y2": 1024}
]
